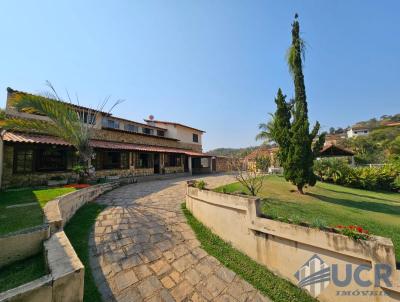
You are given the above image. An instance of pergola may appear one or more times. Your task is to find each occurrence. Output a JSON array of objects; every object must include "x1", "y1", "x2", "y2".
[{"x1": 318, "y1": 144, "x2": 355, "y2": 165}]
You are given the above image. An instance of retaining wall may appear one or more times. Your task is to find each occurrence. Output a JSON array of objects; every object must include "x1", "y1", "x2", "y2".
[
  {"x1": 186, "y1": 185, "x2": 400, "y2": 302},
  {"x1": 0, "y1": 224, "x2": 49, "y2": 268},
  {"x1": 0, "y1": 232, "x2": 84, "y2": 302},
  {"x1": 44, "y1": 182, "x2": 119, "y2": 233},
  {"x1": 0, "y1": 182, "x2": 120, "y2": 301}
]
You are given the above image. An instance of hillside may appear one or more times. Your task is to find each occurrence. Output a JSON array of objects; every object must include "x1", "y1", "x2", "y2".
[{"x1": 206, "y1": 146, "x2": 259, "y2": 158}]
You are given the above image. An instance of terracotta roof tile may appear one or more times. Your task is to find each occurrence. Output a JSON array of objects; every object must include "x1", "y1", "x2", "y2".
[{"x1": 2, "y1": 132, "x2": 209, "y2": 157}]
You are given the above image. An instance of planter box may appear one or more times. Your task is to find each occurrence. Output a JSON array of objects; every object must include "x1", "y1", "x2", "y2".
[{"x1": 106, "y1": 175, "x2": 120, "y2": 181}]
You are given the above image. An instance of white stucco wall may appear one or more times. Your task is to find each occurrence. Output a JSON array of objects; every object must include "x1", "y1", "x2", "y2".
[{"x1": 149, "y1": 122, "x2": 203, "y2": 145}]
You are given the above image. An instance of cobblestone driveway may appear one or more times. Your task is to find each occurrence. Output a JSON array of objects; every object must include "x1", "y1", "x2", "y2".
[{"x1": 89, "y1": 174, "x2": 270, "y2": 302}]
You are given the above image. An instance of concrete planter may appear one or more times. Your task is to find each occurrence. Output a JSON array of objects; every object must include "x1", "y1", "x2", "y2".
[{"x1": 186, "y1": 185, "x2": 400, "y2": 302}]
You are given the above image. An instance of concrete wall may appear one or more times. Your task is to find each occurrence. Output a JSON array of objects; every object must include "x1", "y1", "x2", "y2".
[
  {"x1": 44, "y1": 182, "x2": 119, "y2": 233},
  {"x1": 186, "y1": 186, "x2": 400, "y2": 302},
  {"x1": 0, "y1": 232, "x2": 84, "y2": 302},
  {"x1": 0, "y1": 224, "x2": 50, "y2": 268}
]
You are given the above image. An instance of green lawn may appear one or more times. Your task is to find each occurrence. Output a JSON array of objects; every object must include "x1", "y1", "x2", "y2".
[
  {"x1": 0, "y1": 252, "x2": 47, "y2": 292},
  {"x1": 0, "y1": 187, "x2": 76, "y2": 235},
  {"x1": 182, "y1": 203, "x2": 316, "y2": 302},
  {"x1": 64, "y1": 202, "x2": 106, "y2": 302},
  {"x1": 216, "y1": 175, "x2": 400, "y2": 262}
]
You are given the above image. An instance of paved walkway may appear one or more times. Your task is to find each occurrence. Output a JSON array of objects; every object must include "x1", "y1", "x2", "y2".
[{"x1": 89, "y1": 174, "x2": 271, "y2": 302}]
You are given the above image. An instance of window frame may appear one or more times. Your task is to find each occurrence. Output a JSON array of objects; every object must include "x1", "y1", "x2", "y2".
[{"x1": 192, "y1": 133, "x2": 199, "y2": 143}]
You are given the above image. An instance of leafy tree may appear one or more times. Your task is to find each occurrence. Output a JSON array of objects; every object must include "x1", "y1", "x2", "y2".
[
  {"x1": 0, "y1": 108, "x2": 5, "y2": 120},
  {"x1": 255, "y1": 155, "x2": 271, "y2": 172},
  {"x1": 329, "y1": 127, "x2": 335, "y2": 134},
  {"x1": 280, "y1": 15, "x2": 324, "y2": 194}
]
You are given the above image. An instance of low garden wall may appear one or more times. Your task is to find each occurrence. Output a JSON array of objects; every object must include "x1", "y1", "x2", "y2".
[
  {"x1": 0, "y1": 231, "x2": 84, "y2": 302},
  {"x1": 0, "y1": 182, "x2": 120, "y2": 301},
  {"x1": 44, "y1": 182, "x2": 119, "y2": 233},
  {"x1": 0, "y1": 224, "x2": 49, "y2": 268},
  {"x1": 186, "y1": 185, "x2": 400, "y2": 302}
]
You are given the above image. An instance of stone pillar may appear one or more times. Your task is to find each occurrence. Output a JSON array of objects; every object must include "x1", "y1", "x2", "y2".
[
  {"x1": 209, "y1": 157, "x2": 213, "y2": 173},
  {"x1": 188, "y1": 156, "x2": 192, "y2": 175},
  {"x1": 351, "y1": 156, "x2": 355, "y2": 166}
]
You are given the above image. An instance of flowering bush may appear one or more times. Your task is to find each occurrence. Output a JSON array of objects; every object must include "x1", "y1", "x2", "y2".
[
  {"x1": 64, "y1": 183, "x2": 91, "y2": 189},
  {"x1": 335, "y1": 225, "x2": 370, "y2": 240}
]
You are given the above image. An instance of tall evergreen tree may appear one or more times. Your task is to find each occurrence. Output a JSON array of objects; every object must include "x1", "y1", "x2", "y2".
[{"x1": 284, "y1": 15, "x2": 324, "y2": 194}]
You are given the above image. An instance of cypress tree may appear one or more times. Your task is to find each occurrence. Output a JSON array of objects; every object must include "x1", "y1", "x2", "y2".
[
  {"x1": 283, "y1": 14, "x2": 324, "y2": 194},
  {"x1": 271, "y1": 89, "x2": 291, "y2": 167}
]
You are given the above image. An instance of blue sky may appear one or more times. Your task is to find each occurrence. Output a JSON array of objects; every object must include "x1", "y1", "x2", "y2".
[{"x1": 0, "y1": 1, "x2": 399, "y2": 151}]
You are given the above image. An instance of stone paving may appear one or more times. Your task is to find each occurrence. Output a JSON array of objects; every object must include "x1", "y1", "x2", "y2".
[{"x1": 89, "y1": 174, "x2": 271, "y2": 302}]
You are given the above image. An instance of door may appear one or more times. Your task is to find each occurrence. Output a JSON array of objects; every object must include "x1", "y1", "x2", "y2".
[{"x1": 154, "y1": 153, "x2": 160, "y2": 174}]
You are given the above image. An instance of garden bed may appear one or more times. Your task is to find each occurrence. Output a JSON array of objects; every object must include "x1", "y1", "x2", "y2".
[{"x1": 215, "y1": 175, "x2": 400, "y2": 262}]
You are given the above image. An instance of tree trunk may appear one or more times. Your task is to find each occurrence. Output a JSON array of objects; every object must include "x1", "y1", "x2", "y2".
[{"x1": 297, "y1": 184, "x2": 304, "y2": 194}]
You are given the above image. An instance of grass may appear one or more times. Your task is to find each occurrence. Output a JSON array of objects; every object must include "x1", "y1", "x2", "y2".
[
  {"x1": 0, "y1": 187, "x2": 75, "y2": 235},
  {"x1": 215, "y1": 175, "x2": 400, "y2": 262},
  {"x1": 64, "y1": 202, "x2": 106, "y2": 302},
  {"x1": 181, "y1": 203, "x2": 317, "y2": 302},
  {"x1": 0, "y1": 252, "x2": 47, "y2": 292}
]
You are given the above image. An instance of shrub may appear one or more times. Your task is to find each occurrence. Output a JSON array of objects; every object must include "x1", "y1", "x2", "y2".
[
  {"x1": 314, "y1": 159, "x2": 399, "y2": 191},
  {"x1": 335, "y1": 225, "x2": 369, "y2": 241},
  {"x1": 195, "y1": 180, "x2": 207, "y2": 190}
]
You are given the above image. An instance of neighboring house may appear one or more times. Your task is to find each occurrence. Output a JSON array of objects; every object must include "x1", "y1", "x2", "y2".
[
  {"x1": 0, "y1": 88, "x2": 218, "y2": 189},
  {"x1": 346, "y1": 126, "x2": 370, "y2": 138},
  {"x1": 324, "y1": 133, "x2": 346, "y2": 146},
  {"x1": 243, "y1": 146, "x2": 280, "y2": 173}
]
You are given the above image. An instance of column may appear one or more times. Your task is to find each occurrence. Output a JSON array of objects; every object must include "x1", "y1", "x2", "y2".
[{"x1": 188, "y1": 156, "x2": 192, "y2": 175}]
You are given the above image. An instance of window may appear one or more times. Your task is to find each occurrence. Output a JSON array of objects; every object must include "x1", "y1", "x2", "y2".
[
  {"x1": 14, "y1": 147, "x2": 33, "y2": 173},
  {"x1": 102, "y1": 118, "x2": 120, "y2": 129},
  {"x1": 125, "y1": 124, "x2": 138, "y2": 133},
  {"x1": 36, "y1": 147, "x2": 67, "y2": 171},
  {"x1": 142, "y1": 128, "x2": 154, "y2": 135},
  {"x1": 136, "y1": 153, "x2": 153, "y2": 168},
  {"x1": 157, "y1": 130, "x2": 165, "y2": 137},
  {"x1": 165, "y1": 154, "x2": 181, "y2": 167},
  {"x1": 78, "y1": 111, "x2": 96, "y2": 124},
  {"x1": 193, "y1": 133, "x2": 199, "y2": 143}
]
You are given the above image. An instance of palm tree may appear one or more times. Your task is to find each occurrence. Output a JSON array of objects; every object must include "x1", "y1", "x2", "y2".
[
  {"x1": 256, "y1": 114, "x2": 277, "y2": 143},
  {"x1": 0, "y1": 83, "x2": 122, "y2": 181}
]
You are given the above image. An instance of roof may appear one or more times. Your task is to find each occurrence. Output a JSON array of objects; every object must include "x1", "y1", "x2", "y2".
[
  {"x1": 7, "y1": 87, "x2": 111, "y2": 116},
  {"x1": 2, "y1": 131, "x2": 209, "y2": 157},
  {"x1": 144, "y1": 119, "x2": 205, "y2": 133},
  {"x1": 319, "y1": 144, "x2": 354, "y2": 157},
  {"x1": 349, "y1": 125, "x2": 370, "y2": 131},
  {"x1": 2, "y1": 132, "x2": 72, "y2": 146},
  {"x1": 244, "y1": 146, "x2": 279, "y2": 161}
]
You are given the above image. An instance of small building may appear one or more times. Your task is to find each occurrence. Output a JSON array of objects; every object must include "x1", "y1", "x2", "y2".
[
  {"x1": 317, "y1": 144, "x2": 355, "y2": 165},
  {"x1": 243, "y1": 146, "x2": 280, "y2": 173},
  {"x1": 346, "y1": 126, "x2": 369, "y2": 138},
  {"x1": 0, "y1": 88, "x2": 218, "y2": 189}
]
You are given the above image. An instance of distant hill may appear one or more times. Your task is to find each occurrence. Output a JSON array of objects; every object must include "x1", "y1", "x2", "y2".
[{"x1": 206, "y1": 146, "x2": 259, "y2": 158}]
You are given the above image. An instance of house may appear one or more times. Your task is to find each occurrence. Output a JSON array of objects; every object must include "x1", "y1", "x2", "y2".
[
  {"x1": 346, "y1": 125, "x2": 370, "y2": 138},
  {"x1": 0, "y1": 88, "x2": 217, "y2": 189},
  {"x1": 243, "y1": 145, "x2": 280, "y2": 173}
]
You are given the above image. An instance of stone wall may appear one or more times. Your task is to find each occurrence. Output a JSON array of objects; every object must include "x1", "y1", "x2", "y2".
[
  {"x1": 91, "y1": 128, "x2": 202, "y2": 152},
  {"x1": 0, "y1": 232, "x2": 84, "y2": 302},
  {"x1": 44, "y1": 182, "x2": 119, "y2": 233},
  {"x1": 215, "y1": 156, "x2": 230, "y2": 172},
  {"x1": 164, "y1": 166, "x2": 184, "y2": 174},
  {"x1": 186, "y1": 186, "x2": 400, "y2": 302},
  {"x1": 1, "y1": 145, "x2": 76, "y2": 189},
  {"x1": 0, "y1": 224, "x2": 49, "y2": 268}
]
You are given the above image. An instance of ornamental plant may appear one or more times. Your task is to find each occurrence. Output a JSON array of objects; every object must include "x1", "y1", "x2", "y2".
[{"x1": 335, "y1": 225, "x2": 370, "y2": 241}]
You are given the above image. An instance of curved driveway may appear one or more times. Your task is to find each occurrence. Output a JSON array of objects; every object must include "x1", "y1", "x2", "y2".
[{"x1": 89, "y1": 174, "x2": 270, "y2": 302}]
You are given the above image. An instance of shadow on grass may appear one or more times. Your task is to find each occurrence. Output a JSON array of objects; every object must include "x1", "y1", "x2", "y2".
[
  {"x1": 308, "y1": 192, "x2": 400, "y2": 216},
  {"x1": 320, "y1": 185, "x2": 400, "y2": 204}
]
